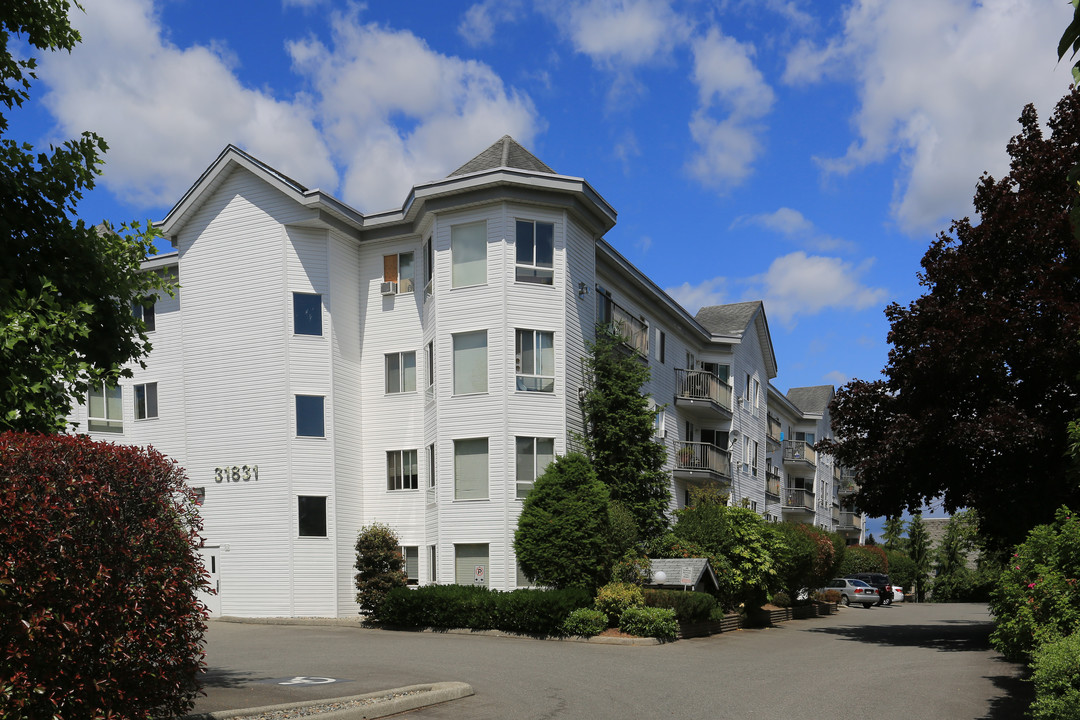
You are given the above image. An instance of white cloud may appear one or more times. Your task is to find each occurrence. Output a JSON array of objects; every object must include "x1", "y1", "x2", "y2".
[
  {"x1": 36, "y1": 0, "x2": 541, "y2": 214},
  {"x1": 785, "y1": 0, "x2": 1075, "y2": 234},
  {"x1": 288, "y1": 11, "x2": 541, "y2": 210},
  {"x1": 458, "y1": 0, "x2": 523, "y2": 47},
  {"x1": 732, "y1": 207, "x2": 858, "y2": 252},
  {"x1": 686, "y1": 27, "x2": 775, "y2": 190},
  {"x1": 747, "y1": 252, "x2": 887, "y2": 326},
  {"x1": 539, "y1": 0, "x2": 691, "y2": 69},
  {"x1": 665, "y1": 277, "x2": 728, "y2": 315},
  {"x1": 38, "y1": 0, "x2": 336, "y2": 209},
  {"x1": 823, "y1": 370, "x2": 849, "y2": 386}
]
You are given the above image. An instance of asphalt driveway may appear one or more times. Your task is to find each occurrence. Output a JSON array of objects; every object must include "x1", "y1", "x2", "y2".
[{"x1": 195, "y1": 603, "x2": 1029, "y2": 719}]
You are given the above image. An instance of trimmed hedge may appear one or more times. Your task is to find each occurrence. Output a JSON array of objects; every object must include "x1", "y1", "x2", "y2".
[
  {"x1": 1031, "y1": 632, "x2": 1080, "y2": 720},
  {"x1": 642, "y1": 589, "x2": 716, "y2": 622},
  {"x1": 562, "y1": 608, "x2": 609, "y2": 637},
  {"x1": 619, "y1": 606, "x2": 678, "y2": 641},
  {"x1": 0, "y1": 432, "x2": 207, "y2": 720},
  {"x1": 374, "y1": 585, "x2": 592, "y2": 635}
]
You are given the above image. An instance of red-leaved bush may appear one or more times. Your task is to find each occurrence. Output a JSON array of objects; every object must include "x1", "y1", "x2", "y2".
[{"x1": 0, "y1": 432, "x2": 208, "y2": 719}]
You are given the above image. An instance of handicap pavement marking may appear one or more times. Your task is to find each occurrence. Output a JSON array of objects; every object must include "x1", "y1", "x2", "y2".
[{"x1": 260, "y1": 676, "x2": 352, "y2": 686}]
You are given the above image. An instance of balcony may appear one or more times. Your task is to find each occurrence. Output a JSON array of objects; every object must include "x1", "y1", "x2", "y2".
[
  {"x1": 831, "y1": 506, "x2": 840, "y2": 524},
  {"x1": 673, "y1": 441, "x2": 731, "y2": 485},
  {"x1": 783, "y1": 440, "x2": 816, "y2": 469},
  {"x1": 674, "y1": 369, "x2": 733, "y2": 420},
  {"x1": 765, "y1": 473, "x2": 781, "y2": 499},
  {"x1": 838, "y1": 512, "x2": 865, "y2": 532},
  {"x1": 766, "y1": 414, "x2": 782, "y2": 450},
  {"x1": 782, "y1": 488, "x2": 815, "y2": 512}
]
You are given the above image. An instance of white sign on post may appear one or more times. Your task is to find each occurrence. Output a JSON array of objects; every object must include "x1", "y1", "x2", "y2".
[{"x1": 681, "y1": 566, "x2": 692, "y2": 585}]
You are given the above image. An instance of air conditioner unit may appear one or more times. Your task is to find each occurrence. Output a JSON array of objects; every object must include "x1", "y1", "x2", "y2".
[{"x1": 380, "y1": 281, "x2": 398, "y2": 296}]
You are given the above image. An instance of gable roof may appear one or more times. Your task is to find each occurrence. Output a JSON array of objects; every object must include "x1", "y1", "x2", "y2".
[
  {"x1": 787, "y1": 385, "x2": 835, "y2": 415},
  {"x1": 694, "y1": 301, "x2": 761, "y2": 337},
  {"x1": 448, "y1": 135, "x2": 556, "y2": 177},
  {"x1": 647, "y1": 558, "x2": 720, "y2": 593}
]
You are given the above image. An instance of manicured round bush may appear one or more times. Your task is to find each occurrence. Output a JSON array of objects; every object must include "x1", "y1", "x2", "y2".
[
  {"x1": 0, "y1": 432, "x2": 207, "y2": 720},
  {"x1": 562, "y1": 608, "x2": 609, "y2": 637},
  {"x1": 771, "y1": 591, "x2": 791, "y2": 608},
  {"x1": 619, "y1": 606, "x2": 678, "y2": 641},
  {"x1": 354, "y1": 522, "x2": 407, "y2": 615},
  {"x1": 594, "y1": 582, "x2": 644, "y2": 626}
]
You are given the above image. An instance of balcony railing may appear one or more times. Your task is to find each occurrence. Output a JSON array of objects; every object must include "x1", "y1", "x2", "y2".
[
  {"x1": 765, "y1": 475, "x2": 781, "y2": 498},
  {"x1": 839, "y1": 512, "x2": 864, "y2": 531},
  {"x1": 674, "y1": 441, "x2": 731, "y2": 479},
  {"x1": 832, "y1": 506, "x2": 840, "y2": 524},
  {"x1": 599, "y1": 294, "x2": 648, "y2": 356},
  {"x1": 675, "y1": 369, "x2": 733, "y2": 413},
  {"x1": 767, "y1": 414, "x2": 782, "y2": 444},
  {"x1": 783, "y1": 440, "x2": 817, "y2": 467},
  {"x1": 783, "y1": 488, "x2": 815, "y2": 510}
]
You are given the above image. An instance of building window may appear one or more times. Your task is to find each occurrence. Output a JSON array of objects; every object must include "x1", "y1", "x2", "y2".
[
  {"x1": 132, "y1": 298, "x2": 156, "y2": 332},
  {"x1": 427, "y1": 443, "x2": 436, "y2": 489},
  {"x1": 754, "y1": 379, "x2": 761, "y2": 410},
  {"x1": 87, "y1": 383, "x2": 123, "y2": 433},
  {"x1": 399, "y1": 546, "x2": 419, "y2": 585},
  {"x1": 384, "y1": 251, "x2": 414, "y2": 293},
  {"x1": 387, "y1": 449, "x2": 419, "y2": 490},
  {"x1": 515, "y1": 329, "x2": 554, "y2": 392},
  {"x1": 426, "y1": 341, "x2": 435, "y2": 390},
  {"x1": 428, "y1": 545, "x2": 437, "y2": 582},
  {"x1": 452, "y1": 330, "x2": 487, "y2": 395},
  {"x1": 293, "y1": 292, "x2": 322, "y2": 336},
  {"x1": 295, "y1": 395, "x2": 325, "y2": 437},
  {"x1": 134, "y1": 382, "x2": 158, "y2": 420},
  {"x1": 652, "y1": 406, "x2": 666, "y2": 439},
  {"x1": 656, "y1": 330, "x2": 666, "y2": 364},
  {"x1": 297, "y1": 496, "x2": 327, "y2": 537},
  {"x1": 455, "y1": 543, "x2": 489, "y2": 587},
  {"x1": 423, "y1": 236, "x2": 434, "y2": 297},
  {"x1": 451, "y1": 221, "x2": 486, "y2": 288},
  {"x1": 515, "y1": 220, "x2": 554, "y2": 284},
  {"x1": 192, "y1": 487, "x2": 205, "y2": 506},
  {"x1": 752, "y1": 440, "x2": 759, "y2": 477},
  {"x1": 385, "y1": 351, "x2": 417, "y2": 393},
  {"x1": 516, "y1": 437, "x2": 554, "y2": 499},
  {"x1": 454, "y1": 438, "x2": 488, "y2": 500}
]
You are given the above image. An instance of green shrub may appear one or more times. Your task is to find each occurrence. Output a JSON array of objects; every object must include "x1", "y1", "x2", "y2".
[
  {"x1": 1031, "y1": 632, "x2": 1080, "y2": 720},
  {"x1": 562, "y1": 608, "x2": 609, "y2": 637},
  {"x1": 0, "y1": 432, "x2": 207, "y2": 720},
  {"x1": 354, "y1": 523, "x2": 407, "y2": 615},
  {"x1": 643, "y1": 589, "x2": 716, "y2": 622},
  {"x1": 771, "y1": 591, "x2": 791, "y2": 608},
  {"x1": 619, "y1": 606, "x2": 678, "y2": 641},
  {"x1": 838, "y1": 545, "x2": 889, "y2": 575},
  {"x1": 708, "y1": 605, "x2": 729, "y2": 622},
  {"x1": 771, "y1": 523, "x2": 843, "y2": 598},
  {"x1": 610, "y1": 552, "x2": 651, "y2": 585},
  {"x1": 990, "y1": 507, "x2": 1080, "y2": 661},
  {"x1": 374, "y1": 584, "x2": 591, "y2": 636},
  {"x1": 515, "y1": 453, "x2": 612, "y2": 592},
  {"x1": 814, "y1": 589, "x2": 842, "y2": 604},
  {"x1": 595, "y1": 582, "x2": 644, "y2": 625}
]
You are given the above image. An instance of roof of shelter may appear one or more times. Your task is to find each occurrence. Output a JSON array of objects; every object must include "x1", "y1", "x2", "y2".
[{"x1": 448, "y1": 135, "x2": 556, "y2": 177}]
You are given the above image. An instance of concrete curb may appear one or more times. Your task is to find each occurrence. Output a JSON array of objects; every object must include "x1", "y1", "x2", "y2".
[
  {"x1": 182, "y1": 682, "x2": 473, "y2": 720},
  {"x1": 213, "y1": 616, "x2": 661, "y2": 645}
]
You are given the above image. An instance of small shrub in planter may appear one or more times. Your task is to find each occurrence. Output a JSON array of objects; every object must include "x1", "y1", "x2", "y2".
[
  {"x1": 643, "y1": 589, "x2": 716, "y2": 622},
  {"x1": 709, "y1": 605, "x2": 729, "y2": 622},
  {"x1": 595, "y1": 582, "x2": 644, "y2": 625},
  {"x1": 1030, "y1": 632, "x2": 1080, "y2": 720},
  {"x1": 619, "y1": 606, "x2": 678, "y2": 641},
  {"x1": 563, "y1": 608, "x2": 609, "y2": 637},
  {"x1": 771, "y1": 591, "x2": 791, "y2": 608}
]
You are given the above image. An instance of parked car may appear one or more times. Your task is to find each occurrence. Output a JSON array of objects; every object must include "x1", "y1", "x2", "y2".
[
  {"x1": 890, "y1": 585, "x2": 904, "y2": 602},
  {"x1": 823, "y1": 578, "x2": 878, "y2": 607},
  {"x1": 845, "y1": 572, "x2": 893, "y2": 606}
]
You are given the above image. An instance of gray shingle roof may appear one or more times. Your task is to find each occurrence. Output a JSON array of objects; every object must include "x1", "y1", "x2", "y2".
[
  {"x1": 448, "y1": 135, "x2": 556, "y2": 177},
  {"x1": 786, "y1": 385, "x2": 835, "y2": 414},
  {"x1": 694, "y1": 301, "x2": 762, "y2": 337},
  {"x1": 647, "y1": 558, "x2": 719, "y2": 593}
]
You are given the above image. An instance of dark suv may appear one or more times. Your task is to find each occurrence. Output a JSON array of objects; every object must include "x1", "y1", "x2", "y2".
[{"x1": 845, "y1": 572, "x2": 892, "y2": 606}]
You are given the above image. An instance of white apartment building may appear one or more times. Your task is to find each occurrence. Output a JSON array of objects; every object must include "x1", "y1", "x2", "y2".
[{"x1": 69, "y1": 138, "x2": 862, "y2": 617}]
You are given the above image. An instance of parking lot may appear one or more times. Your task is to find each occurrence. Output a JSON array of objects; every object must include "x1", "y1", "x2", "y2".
[{"x1": 196, "y1": 603, "x2": 1029, "y2": 719}]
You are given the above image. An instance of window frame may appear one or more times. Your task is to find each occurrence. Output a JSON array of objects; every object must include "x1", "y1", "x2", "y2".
[
  {"x1": 514, "y1": 219, "x2": 554, "y2": 285},
  {"x1": 297, "y1": 495, "x2": 327, "y2": 537},
  {"x1": 453, "y1": 437, "x2": 489, "y2": 501},
  {"x1": 385, "y1": 351, "x2": 417, "y2": 394},
  {"x1": 450, "y1": 221, "x2": 487, "y2": 289},
  {"x1": 515, "y1": 436, "x2": 555, "y2": 499},
  {"x1": 292, "y1": 292, "x2": 322, "y2": 336},
  {"x1": 87, "y1": 383, "x2": 123, "y2": 433},
  {"x1": 295, "y1": 394, "x2": 325, "y2": 437},
  {"x1": 399, "y1": 545, "x2": 419, "y2": 585},
  {"x1": 514, "y1": 329, "x2": 555, "y2": 393},
  {"x1": 134, "y1": 382, "x2": 158, "y2": 421},
  {"x1": 387, "y1": 448, "x2": 419, "y2": 491},
  {"x1": 384, "y1": 251, "x2": 415, "y2": 293},
  {"x1": 132, "y1": 298, "x2": 156, "y2": 333},
  {"x1": 452, "y1": 330, "x2": 488, "y2": 396}
]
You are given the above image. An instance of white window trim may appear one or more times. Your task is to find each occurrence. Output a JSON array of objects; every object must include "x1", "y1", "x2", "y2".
[
  {"x1": 87, "y1": 383, "x2": 123, "y2": 433},
  {"x1": 452, "y1": 330, "x2": 488, "y2": 396},
  {"x1": 387, "y1": 449, "x2": 419, "y2": 491},
  {"x1": 515, "y1": 328, "x2": 555, "y2": 393},
  {"x1": 385, "y1": 351, "x2": 417, "y2": 394},
  {"x1": 515, "y1": 436, "x2": 554, "y2": 500},
  {"x1": 514, "y1": 219, "x2": 554, "y2": 285},
  {"x1": 134, "y1": 381, "x2": 158, "y2": 421}
]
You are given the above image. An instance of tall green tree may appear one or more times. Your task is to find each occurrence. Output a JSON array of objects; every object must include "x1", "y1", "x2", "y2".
[
  {"x1": 583, "y1": 323, "x2": 670, "y2": 541},
  {"x1": 1, "y1": 1, "x2": 172, "y2": 433},
  {"x1": 907, "y1": 514, "x2": 931, "y2": 602},
  {"x1": 819, "y1": 88, "x2": 1080, "y2": 549},
  {"x1": 882, "y1": 516, "x2": 907, "y2": 552}
]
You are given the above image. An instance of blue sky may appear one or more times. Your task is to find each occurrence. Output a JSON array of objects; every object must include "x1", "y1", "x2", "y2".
[{"x1": 10, "y1": 0, "x2": 1076, "y2": 531}]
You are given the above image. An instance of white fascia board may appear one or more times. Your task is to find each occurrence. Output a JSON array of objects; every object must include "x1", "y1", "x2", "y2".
[{"x1": 140, "y1": 252, "x2": 179, "y2": 272}]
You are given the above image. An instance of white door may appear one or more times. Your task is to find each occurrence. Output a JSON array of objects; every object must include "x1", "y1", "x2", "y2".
[{"x1": 197, "y1": 546, "x2": 221, "y2": 616}]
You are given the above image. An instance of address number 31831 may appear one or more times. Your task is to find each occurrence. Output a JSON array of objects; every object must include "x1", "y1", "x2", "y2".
[{"x1": 214, "y1": 465, "x2": 259, "y2": 483}]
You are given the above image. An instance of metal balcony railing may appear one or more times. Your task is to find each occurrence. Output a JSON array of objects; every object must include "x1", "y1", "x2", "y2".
[
  {"x1": 783, "y1": 488, "x2": 815, "y2": 510},
  {"x1": 767, "y1": 414, "x2": 782, "y2": 444},
  {"x1": 839, "y1": 512, "x2": 864, "y2": 531},
  {"x1": 675, "y1": 369, "x2": 733, "y2": 412},
  {"x1": 765, "y1": 475, "x2": 781, "y2": 498},
  {"x1": 783, "y1": 440, "x2": 817, "y2": 466},
  {"x1": 675, "y1": 441, "x2": 731, "y2": 479}
]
